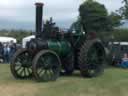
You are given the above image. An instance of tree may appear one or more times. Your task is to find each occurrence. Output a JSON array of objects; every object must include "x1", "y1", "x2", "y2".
[
  {"x1": 118, "y1": 0, "x2": 128, "y2": 19},
  {"x1": 69, "y1": 17, "x2": 82, "y2": 33},
  {"x1": 79, "y1": 0, "x2": 111, "y2": 32},
  {"x1": 109, "y1": 12, "x2": 122, "y2": 27}
]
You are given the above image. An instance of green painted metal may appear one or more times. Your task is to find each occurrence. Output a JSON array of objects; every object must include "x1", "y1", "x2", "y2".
[{"x1": 48, "y1": 40, "x2": 72, "y2": 56}]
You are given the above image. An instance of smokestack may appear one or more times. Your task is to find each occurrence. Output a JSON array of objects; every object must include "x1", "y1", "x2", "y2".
[{"x1": 35, "y1": 2, "x2": 44, "y2": 38}]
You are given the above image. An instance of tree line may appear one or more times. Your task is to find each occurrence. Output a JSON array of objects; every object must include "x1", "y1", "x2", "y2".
[{"x1": 0, "y1": 29, "x2": 32, "y2": 43}]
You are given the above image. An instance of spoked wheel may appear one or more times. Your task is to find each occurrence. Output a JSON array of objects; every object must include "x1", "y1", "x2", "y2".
[
  {"x1": 32, "y1": 50, "x2": 61, "y2": 82},
  {"x1": 10, "y1": 49, "x2": 33, "y2": 79},
  {"x1": 79, "y1": 39, "x2": 105, "y2": 77}
]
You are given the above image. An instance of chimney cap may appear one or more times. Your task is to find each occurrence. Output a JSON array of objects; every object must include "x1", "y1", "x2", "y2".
[{"x1": 35, "y1": 2, "x2": 44, "y2": 6}]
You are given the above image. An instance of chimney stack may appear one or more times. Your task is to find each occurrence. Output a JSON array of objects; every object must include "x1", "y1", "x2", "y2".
[{"x1": 35, "y1": 2, "x2": 44, "y2": 38}]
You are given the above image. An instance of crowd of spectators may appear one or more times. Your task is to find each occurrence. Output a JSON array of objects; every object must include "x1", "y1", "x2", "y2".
[{"x1": 0, "y1": 41, "x2": 16, "y2": 63}]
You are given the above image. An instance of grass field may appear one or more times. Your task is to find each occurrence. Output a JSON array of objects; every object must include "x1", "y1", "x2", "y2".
[{"x1": 0, "y1": 64, "x2": 128, "y2": 96}]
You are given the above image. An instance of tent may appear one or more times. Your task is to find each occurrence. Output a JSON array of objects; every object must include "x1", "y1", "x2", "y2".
[
  {"x1": 22, "y1": 35, "x2": 35, "y2": 48},
  {"x1": 0, "y1": 37, "x2": 17, "y2": 43}
]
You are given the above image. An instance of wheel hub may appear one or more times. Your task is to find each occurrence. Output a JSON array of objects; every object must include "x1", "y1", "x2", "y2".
[{"x1": 21, "y1": 60, "x2": 31, "y2": 68}]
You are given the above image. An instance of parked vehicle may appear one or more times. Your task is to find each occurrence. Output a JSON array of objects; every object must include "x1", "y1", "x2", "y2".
[{"x1": 109, "y1": 42, "x2": 128, "y2": 65}]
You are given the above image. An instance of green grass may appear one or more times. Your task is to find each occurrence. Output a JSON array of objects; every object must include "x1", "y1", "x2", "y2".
[{"x1": 0, "y1": 64, "x2": 128, "y2": 96}]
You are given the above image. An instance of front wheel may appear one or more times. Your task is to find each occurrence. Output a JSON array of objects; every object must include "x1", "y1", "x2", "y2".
[
  {"x1": 32, "y1": 50, "x2": 61, "y2": 82},
  {"x1": 10, "y1": 49, "x2": 33, "y2": 79}
]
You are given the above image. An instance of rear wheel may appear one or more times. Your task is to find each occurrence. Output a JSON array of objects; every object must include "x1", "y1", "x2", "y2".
[
  {"x1": 10, "y1": 49, "x2": 33, "y2": 79},
  {"x1": 32, "y1": 50, "x2": 61, "y2": 82},
  {"x1": 79, "y1": 39, "x2": 105, "y2": 77}
]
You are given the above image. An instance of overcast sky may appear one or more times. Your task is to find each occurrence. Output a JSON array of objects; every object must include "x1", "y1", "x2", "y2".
[{"x1": 0, "y1": 0, "x2": 123, "y2": 30}]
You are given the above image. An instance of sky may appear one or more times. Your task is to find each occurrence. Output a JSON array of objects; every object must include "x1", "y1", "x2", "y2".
[{"x1": 0, "y1": 0, "x2": 123, "y2": 30}]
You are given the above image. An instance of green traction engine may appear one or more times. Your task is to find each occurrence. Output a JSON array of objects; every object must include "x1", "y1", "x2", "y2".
[{"x1": 10, "y1": 2, "x2": 106, "y2": 82}]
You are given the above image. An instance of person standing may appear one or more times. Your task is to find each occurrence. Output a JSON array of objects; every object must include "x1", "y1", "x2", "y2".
[
  {"x1": 3, "y1": 43, "x2": 10, "y2": 64},
  {"x1": 0, "y1": 42, "x2": 4, "y2": 63},
  {"x1": 9, "y1": 40, "x2": 16, "y2": 61},
  {"x1": 119, "y1": 53, "x2": 128, "y2": 68}
]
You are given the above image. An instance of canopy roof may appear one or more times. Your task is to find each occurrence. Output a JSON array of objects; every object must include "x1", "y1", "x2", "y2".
[
  {"x1": 109, "y1": 42, "x2": 128, "y2": 45},
  {"x1": 22, "y1": 35, "x2": 35, "y2": 48},
  {"x1": 0, "y1": 37, "x2": 17, "y2": 43}
]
